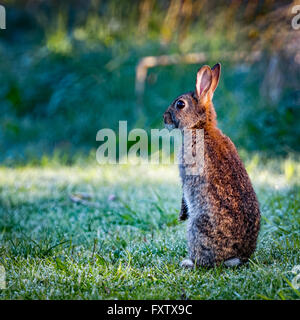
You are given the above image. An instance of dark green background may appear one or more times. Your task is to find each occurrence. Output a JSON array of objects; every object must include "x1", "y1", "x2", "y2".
[{"x1": 0, "y1": 0, "x2": 299, "y2": 164}]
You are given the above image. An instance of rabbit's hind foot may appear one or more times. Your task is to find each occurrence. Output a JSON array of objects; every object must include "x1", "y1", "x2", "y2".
[
  {"x1": 180, "y1": 259, "x2": 194, "y2": 269},
  {"x1": 224, "y1": 258, "x2": 241, "y2": 267}
]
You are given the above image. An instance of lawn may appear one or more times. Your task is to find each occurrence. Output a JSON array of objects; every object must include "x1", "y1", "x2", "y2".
[{"x1": 0, "y1": 155, "x2": 299, "y2": 300}]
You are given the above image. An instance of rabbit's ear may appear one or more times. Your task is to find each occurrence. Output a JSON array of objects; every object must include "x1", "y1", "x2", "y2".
[
  {"x1": 211, "y1": 63, "x2": 221, "y2": 93},
  {"x1": 195, "y1": 65, "x2": 213, "y2": 99}
]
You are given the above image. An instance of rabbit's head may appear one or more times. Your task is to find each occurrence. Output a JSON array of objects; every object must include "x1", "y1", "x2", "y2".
[{"x1": 163, "y1": 63, "x2": 221, "y2": 130}]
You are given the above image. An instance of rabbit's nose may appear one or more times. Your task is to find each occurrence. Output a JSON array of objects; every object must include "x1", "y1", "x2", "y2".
[{"x1": 163, "y1": 111, "x2": 172, "y2": 124}]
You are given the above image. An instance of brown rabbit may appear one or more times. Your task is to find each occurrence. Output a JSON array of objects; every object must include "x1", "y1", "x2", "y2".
[{"x1": 163, "y1": 63, "x2": 260, "y2": 268}]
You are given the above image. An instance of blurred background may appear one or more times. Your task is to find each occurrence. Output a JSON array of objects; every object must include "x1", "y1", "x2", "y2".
[{"x1": 0, "y1": 0, "x2": 299, "y2": 164}]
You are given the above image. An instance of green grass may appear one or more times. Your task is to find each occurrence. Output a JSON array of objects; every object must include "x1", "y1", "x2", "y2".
[{"x1": 0, "y1": 156, "x2": 300, "y2": 300}]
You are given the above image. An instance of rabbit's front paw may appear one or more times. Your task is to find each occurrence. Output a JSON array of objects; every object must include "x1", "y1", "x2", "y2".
[
  {"x1": 179, "y1": 198, "x2": 189, "y2": 221},
  {"x1": 180, "y1": 259, "x2": 194, "y2": 269},
  {"x1": 179, "y1": 210, "x2": 188, "y2": 221}
]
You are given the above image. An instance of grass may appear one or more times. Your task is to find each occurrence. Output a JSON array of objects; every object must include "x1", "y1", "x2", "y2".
[{"x1": 0, "y1": 155, "x2": 300, "y2": 300}]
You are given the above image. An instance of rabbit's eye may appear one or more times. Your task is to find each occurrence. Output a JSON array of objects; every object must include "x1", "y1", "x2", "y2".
[{"x1": 176, "y1": 100, "x2": 185, "y2": 109}]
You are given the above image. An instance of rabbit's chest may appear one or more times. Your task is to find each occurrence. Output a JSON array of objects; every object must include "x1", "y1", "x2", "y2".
[{"x1": 182, "y1": 175, "x2": 209, "y2": 218}]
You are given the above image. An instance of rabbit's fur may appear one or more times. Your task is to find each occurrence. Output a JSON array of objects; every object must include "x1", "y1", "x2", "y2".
[{"x1": 163, "y1": 63, "x2": 260, "y2": 268}]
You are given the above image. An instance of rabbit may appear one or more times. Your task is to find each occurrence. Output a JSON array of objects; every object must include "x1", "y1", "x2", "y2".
[{"x1": 163, "y1": 63, "x2": 260, "y2": 268}]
